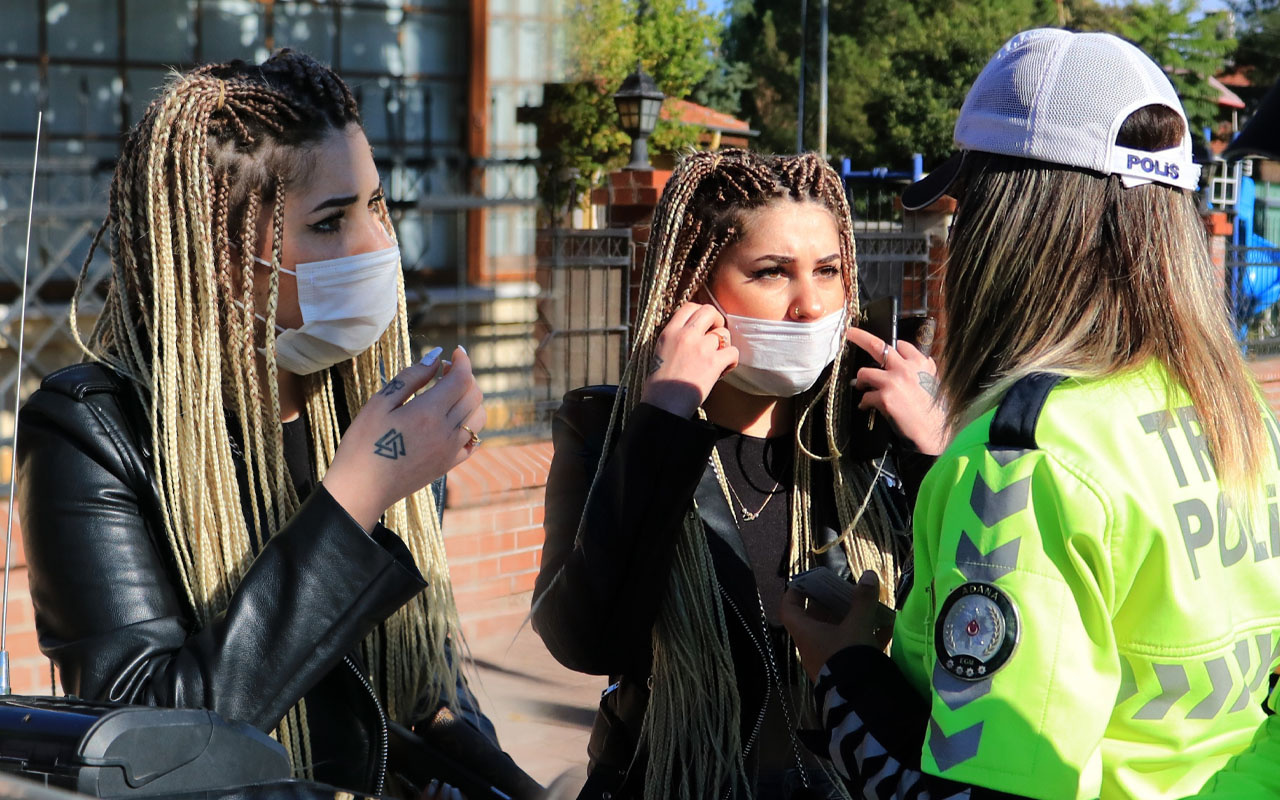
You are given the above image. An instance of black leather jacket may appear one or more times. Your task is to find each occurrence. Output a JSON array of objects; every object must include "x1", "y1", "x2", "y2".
[
  {"x1": 531, "y1": 387, "x2": 923, "y2": 799},
  {"x1": 15, "y1": 363, "x2": 493, "y2": 797}
]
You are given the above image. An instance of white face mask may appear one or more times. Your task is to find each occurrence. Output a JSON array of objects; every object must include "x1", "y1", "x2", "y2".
[
  {"x1": 707, "y1": 291, "x2": 848, "y2": 397},
  {"x1": 250, "y1": 244, "x2": 401, "y2": 375}
]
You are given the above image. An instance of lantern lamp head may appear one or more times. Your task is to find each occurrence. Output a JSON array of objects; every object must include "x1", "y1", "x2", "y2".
[{"x1": 613, "y1": 64, "x2": 664, "y2": 171}]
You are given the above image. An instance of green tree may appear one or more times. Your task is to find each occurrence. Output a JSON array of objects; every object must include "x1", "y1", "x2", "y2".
[
  {"x1": 1069, "y1": 0, "x2": 1235, "y2": 136},
  {"x1": 1232, "y1": 1, "x2": 1280, "y2": 99},
  {"x1": 724, "y1": 0, "x2": 1232, "y2": 168},
  {"x1": 529, "y1": 0, "x2": 722, "y2": 223},
  {"x1": 724, "y1": 0, "x2": 1057, "y2": 167},
  {"x1": 691, "y1": 49, "x2": 753, "y2": 117}
]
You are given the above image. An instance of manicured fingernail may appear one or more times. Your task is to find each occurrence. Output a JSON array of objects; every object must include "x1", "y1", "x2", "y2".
[
  {"x1": 858, "y1": 569, "x2": 877, "y2": 586},
  {"x1": 420, "y1": 346, "x2": 443, "y2": 367},
  {"x1": 458, "y1": 344, "x2": 468, "y2": 356}
]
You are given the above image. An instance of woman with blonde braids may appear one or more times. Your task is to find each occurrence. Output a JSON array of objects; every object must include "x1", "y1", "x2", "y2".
[
  {"x1": 532, "y1": 149, "x2": 946, "y2": 800},
  {"x1": 15, "y1": 50, "x2": 538, "y2": 799}
]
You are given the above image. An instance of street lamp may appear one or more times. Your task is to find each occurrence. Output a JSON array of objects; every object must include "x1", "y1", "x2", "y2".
[{"x1": 613, "y1": 64, "x2": 664, "y2": 171}]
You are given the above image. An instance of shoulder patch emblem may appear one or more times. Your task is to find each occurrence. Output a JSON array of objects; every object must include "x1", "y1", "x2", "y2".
[{"x1": 935, "y1": 582, "x2": 1019, "y2": 681}]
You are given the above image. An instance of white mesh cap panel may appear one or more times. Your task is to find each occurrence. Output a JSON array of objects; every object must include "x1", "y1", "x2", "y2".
[
  {"x1": 953, "y1": 28, "x2": 1194, "y2": 184},
  {"x1": 956, "y1": 30, "x2": 1064, "y2": 160}
]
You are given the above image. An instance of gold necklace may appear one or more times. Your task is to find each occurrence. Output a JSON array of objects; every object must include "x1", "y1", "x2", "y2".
[{"x1": 712, "y1": 444, "x2": 783, "y2": 522}]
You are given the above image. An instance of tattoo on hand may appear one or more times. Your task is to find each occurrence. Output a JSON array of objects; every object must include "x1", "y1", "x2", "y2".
[
  {"x1": 379, "y1": 377, "x2": 406, "y2": 397},
  {"x1": 648, "y1": 354, "x2": 664, "y2": 376},
  {"x1": 918, "y1": 371, "x2": 939, "y2": 399},
  {"x1": 373, "y1": 429, "x2": 407, "y2": 459}
]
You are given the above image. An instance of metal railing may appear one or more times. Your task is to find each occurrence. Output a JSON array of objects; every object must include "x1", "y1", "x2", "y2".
[
  {"x1": 1229, "y1": 242, "x2": 1280, "y2": 355},
  {"x1": 529, "y1": 228, "x2": 632, "y2": 431},
  {"x1": 854, "y1": 230, "x2": 934, "y2": 316},
  {"x1": 840, "y1": 155, "x2": 922, "y2": 232}
]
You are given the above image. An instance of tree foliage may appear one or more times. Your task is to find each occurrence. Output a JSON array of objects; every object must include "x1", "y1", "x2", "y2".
[
  {"x1": 527, "y1": 0, "x2": 722, "y2": 221},
  {"x1": 1232, "y1": 0, "x2": 1280, "y2": 97},
  {"x1": 724, "y1": 0, "x2": 1234, "y2": 169},
  {"x1": 724, "y1": 0, "x2": 1057, "y2": 167}
]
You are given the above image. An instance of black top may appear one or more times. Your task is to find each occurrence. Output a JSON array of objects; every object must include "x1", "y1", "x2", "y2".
[
  {"x1": 712, "y1": 427, "x2": 792, "y2": 626},
  {"x1": 282, "y1": 416, "x2": 317, "y2": 500}
]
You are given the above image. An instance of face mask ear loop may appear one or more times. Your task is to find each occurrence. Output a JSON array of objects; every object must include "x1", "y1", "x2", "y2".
[
  {"x1": 230, "y1": 298, "x2": 287, "y2": 335},
  {"x1": 704, "y1": 289, "x2": 730, "y2": 319},
  {"x1": 251, "y1": 254, "x2": 297, "y2": 276}
]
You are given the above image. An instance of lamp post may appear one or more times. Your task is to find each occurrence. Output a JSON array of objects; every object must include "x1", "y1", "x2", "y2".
[{"x1": 613, "y1": 65, "x2": 664, "y2": 171}]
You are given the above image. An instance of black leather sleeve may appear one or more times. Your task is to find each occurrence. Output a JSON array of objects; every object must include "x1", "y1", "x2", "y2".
[
  {"x1": 531, "y1": 389, "x2": 720, "y2": 675},
  {"x1": 16, "y1": 376, "x2": 428, "y2": 733}
]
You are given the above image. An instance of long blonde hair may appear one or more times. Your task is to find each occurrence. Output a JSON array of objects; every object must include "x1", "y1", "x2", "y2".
[
  {"x1": 580, "y1": 149, "x2": 906, "y2": 799},
  {"x1": 69, "y1": 51, "x2": 463, "y2": 777},
  {"x1": 940, "y1": 104, "x2": 1266, "y2": 494}
]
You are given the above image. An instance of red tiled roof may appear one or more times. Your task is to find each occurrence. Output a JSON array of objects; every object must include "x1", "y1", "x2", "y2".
[
  {"x1": 1218, "y1": 67, "x2": 1255, "y2": 89},
  {"x1": 661, "y1": 98, "x2": 751, "y2": 132},
  {"x1": 1210, "y1": 75, "x2": 1246, "y2": 109}
]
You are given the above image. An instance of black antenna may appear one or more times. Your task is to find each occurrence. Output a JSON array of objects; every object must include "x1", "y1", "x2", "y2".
[{"x1": 1, "y1": 111, "x2": 42, "y2": 696}]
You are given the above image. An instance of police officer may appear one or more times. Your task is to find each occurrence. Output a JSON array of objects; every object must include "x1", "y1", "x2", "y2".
[{"x1": 781, "y1": 29, "x2": 1280, "y2": 800}]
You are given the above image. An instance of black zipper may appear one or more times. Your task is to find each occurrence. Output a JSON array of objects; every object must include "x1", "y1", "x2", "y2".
[
  {"x1": 344, "y1": 654, "x2": 388, "y2": 797},
  {"x1": 718, "y1": 587, "x2": 771, "y2": 780},
  {"x1": 749, "y1": 591, "x2": 810, "y2": 789}
]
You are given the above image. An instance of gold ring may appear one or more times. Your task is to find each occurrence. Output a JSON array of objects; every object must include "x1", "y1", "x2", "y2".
[
  {"x1": 713, "y1": 330, "x2": 729, "y2": 350},
  {"x1": 461, "y1": 424, "x2": 481, "y2": 447}
]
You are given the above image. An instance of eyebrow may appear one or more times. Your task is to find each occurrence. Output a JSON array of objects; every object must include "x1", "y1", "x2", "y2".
[
  {"x1": 753, "y1": 253, "x2": 841, "y2": 264},
  {"x1": 310, "y1": 195, "x2": 357, "y2": 214},
  {"x1": 309, "y1": 184, "x2": 385, "y2": 214}
]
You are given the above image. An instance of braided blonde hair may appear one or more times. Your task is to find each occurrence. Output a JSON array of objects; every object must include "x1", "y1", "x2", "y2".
[
  {"x1": 69, "y1": 51, "x2": 463, "y2": 777},
  {"x1": 584, "y1": 150, "x2": 906, "y2": 799}
]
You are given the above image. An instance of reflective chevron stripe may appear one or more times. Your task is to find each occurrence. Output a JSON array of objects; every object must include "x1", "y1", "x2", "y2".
[
  {"x1": 969, "y1": 474, "x2": 1031, "y2": 528},
  {"x1": 928, "y1": 718, "x2": 984, "y2": 772},
  {"x1": 1188, "y1": 657, "x2": 1232, "y2": 719},
  {"x1": 955, "y1": 531, "x2": 1020, "y2": 584},
  {"x1": 1134, "y1": 663, "x2": 1191, "y2": 720},
  {"x1": 1127, "y1": 638, "x2": 1280, "y2": 722}
]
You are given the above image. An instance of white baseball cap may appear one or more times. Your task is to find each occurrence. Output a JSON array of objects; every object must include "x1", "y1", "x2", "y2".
[{"x1": 902, "y1": 28, "x2": 1202, "y2": 211}]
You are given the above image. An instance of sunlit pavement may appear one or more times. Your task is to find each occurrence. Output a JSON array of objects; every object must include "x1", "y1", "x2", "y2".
[{"x1": 468, "y1": 625, "x2": 599, "y2": 791}]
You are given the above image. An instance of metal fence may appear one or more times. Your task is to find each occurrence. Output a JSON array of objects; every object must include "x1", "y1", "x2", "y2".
[
  {"x1": 846, "y1": 179, "x2": 908, "y2": 232},
  {"x1": 854, "y1": 230, "x2": 934, "y2": 316},
  {"x1": 840, "y1": 156, "x2": 922, "y2": 233},
  {"x1": 530, "y1": 228, "x2": 631, "y2": 425},
  {"x1": 1229, "y1": 242, "x2": 1280, "y2": 356},
  {"x1": 0, "y1": 158, "x2": 113, "y2": 415}
]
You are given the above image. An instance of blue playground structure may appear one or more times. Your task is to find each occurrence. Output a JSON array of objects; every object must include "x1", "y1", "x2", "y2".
[{"x1": 1229, "y1": 172, "x2": 1280, "y2": 334}]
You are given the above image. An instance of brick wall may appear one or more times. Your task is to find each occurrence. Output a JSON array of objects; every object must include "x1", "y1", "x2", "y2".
[
  {"x1": 0, "y1": 441, "x2": 554, "y2": 696},
  {"x1": 441, "y1": 441, "x2": 553, "y2": 643},
  {"x1": 0, "y1": 511, "x2": 53, "y2": 696}
]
